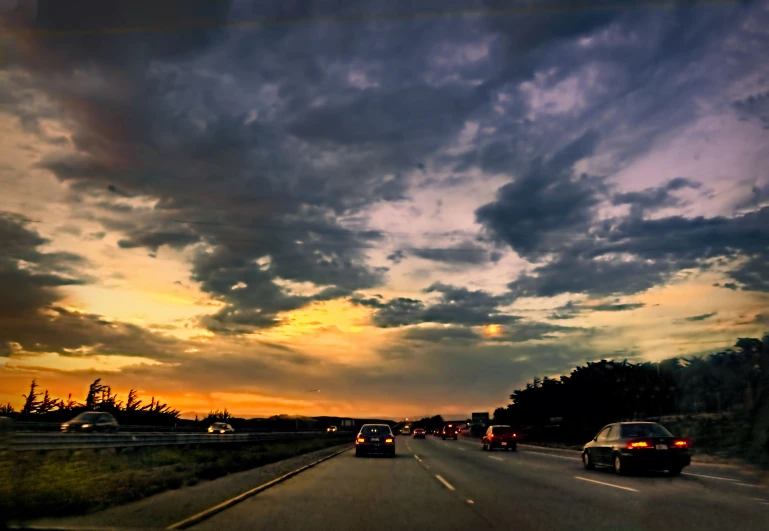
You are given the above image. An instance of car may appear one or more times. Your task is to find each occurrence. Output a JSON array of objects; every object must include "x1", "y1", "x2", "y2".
[
  {"x1": 482, "y1": 425, "x2": 518, "y2": 451},
  {"x1": 208, "y1": 422, "x2": 235, "y2": 434},
  {"x1": 326, "y1": 425, "x2": 338, "y2": 432},
  {"x1": 401, "y1": 426, "x2": 411, "y2": 435},
  {"x1": 441, "y1": 424, "x2": 457, "y2": 440},
  {"x1": 582, "y1": 421, "x2": 691, "y2": 476},
  {"x1": 433, "y1": 428, "x2": 442, "y2": 437},
  {"x1": 412, "y1": 428, "x2": 426, "y2": 439},
  {"x1": 356, "y1": 424, "x2": 395, "y2": 457},
  {"x1": 61, "y1": 411, "x2": 119, "y2": 433}
]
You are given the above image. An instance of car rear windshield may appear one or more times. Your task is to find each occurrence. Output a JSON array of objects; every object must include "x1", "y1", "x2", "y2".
[
  {"x1": 620, "y1": 423, "x2": 673, "y2": 438},
  {"x1": 361, "y1": 425, "x2": 391, "y2": 435},
  {"x1": 492, "y1": 427, "x2": 514, "y2": 434}
]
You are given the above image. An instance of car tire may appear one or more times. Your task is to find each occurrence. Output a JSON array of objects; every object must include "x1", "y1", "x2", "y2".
[
  {"x1": 355, "y1": 449, "x2": 362, "y2": 457},
  {"x1": 583, "y1": 451, "x2": 594, "y2": 470},
  {"x1": 482, "y1": 443, "x2": 487, "y2": 451},
  {"x1": 613, "y1": 453, "x2": 626, "y2": 475},
  {"x1": 453, "y1": 436, "x2": 457, "y2": 440},
  {"x1": 668, "y1": 466, "x2": 683, "y2": 476}
]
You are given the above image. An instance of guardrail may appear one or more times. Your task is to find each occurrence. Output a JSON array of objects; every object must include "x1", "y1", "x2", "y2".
[{"x1": 7, "y1": 431, "x2": 350, "y2": 452}]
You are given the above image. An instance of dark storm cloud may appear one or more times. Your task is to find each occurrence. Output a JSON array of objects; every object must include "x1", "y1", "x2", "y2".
[
  {"x1": 611, "y1": 177, "x2": 701, "y2": 216},
  {"x1": 548, "y1": 300, "x2": 645, "y2": 320},
  {"x1": 684, "y1": 312, "x2": 717, "y2": 322},
  {"x1": 351, "y1": 282, "x2": 519, "y2": 328},
  {"x1": 475, "y1": 131, "x2": 607, "y2": 260},
  {"x1": 401, "y1": 240, "x2": 500, "y2": 265}
]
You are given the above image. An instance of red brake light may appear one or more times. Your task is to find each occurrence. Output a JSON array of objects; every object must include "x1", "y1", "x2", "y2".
[
  {"x1": 512, "y1": 433, "x2": 516, "y2": 437},
  {"x1": 356, "y1": 437, "x2": 365, "y2": 443},
  {"x1": 385, "y1": 438, "x2": 393, "y2": 443},
  {"x1": 627, "y1": 441, "x2": 650, "y2": 449},
  {"x1": 674, "y1": 440, "x2": 687, "y2": 447}
]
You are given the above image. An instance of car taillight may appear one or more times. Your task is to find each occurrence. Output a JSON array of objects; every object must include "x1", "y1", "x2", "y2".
[
  {"x1": 674, "y1": 440, "x2": 688, "y2": 448},
  {"x1": 356, "y1": 437, "x2": 365, "y2": 443},
  {"x1": 512, "y1": 433, "x2": 516, "y2": 437},
  {"x1": 627, "y1": 441, "x2": 650, "y2": 449},
  {"x1": 385, "y1": 438, "x2": 393, "y2": 443}
]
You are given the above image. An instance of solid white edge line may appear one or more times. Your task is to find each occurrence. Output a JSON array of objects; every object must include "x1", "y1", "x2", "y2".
[
  {"x1": 734, "y1": 482, "x2": 760, "y2": 488},
  {"x1": 166, "y1": 445, "x2": 352, "y2": 529},
  {"x1": 574, "y1": 476, "x2": 639, "y2": 493},
  {"x1": 435, "y1": 474, "x2": 456, "y2": 491},
  {"x1": 489, "y1": 456, "x2": 504, "y2": 461}
]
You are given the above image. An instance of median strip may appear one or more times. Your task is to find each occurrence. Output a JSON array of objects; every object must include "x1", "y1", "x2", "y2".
[
  {"x1": 166, "y1": 445, "x2": 352, "y2": 529},
  {"x1": 574, "y1": 476, "x2": 639, "y2": 493}
]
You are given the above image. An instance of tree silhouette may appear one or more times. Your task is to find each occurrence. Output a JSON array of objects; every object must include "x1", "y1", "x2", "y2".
[{"x1": 21, "y1": 379, "x2": 41, "y2": 415}]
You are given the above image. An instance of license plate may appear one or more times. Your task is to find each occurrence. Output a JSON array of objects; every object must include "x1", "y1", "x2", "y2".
[
  {"x1": 656, "y1": 444, "x2": 668, "y2": 450},
  {"x1": 501, "y1": 442, "x2": 507, "y2": 446},
  {"x1": 371, "y1": 438, "x2": 379, "y2": 442}
]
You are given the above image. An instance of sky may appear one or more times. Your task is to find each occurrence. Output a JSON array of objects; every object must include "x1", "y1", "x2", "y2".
[{"x1": 0, "y1": 0, "x2": 768, "y2": 420}]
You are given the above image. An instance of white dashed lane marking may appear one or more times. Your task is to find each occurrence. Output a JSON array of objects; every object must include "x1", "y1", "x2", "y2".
[
  {"x1": 435, "y1": 475, "x2": 456, "y2": 491},
  {"x1": 574, "y1": 476, "x2": 639, "y2": 493}
]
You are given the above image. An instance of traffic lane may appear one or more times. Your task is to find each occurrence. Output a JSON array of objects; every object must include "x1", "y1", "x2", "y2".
[
  {"x1": 504, "y1": 440, "x2": 769, "y2": 500},
  {"x1": 191, "y1": 446, "x2": 482, "y2": 531},
  {"x1": 513, "y1": 442, "x2": 763, "y2": 485},
  {"x1": 461, "y1": 437, "x2": 769, "y2": 506},
  {"x1": 406, "y1": 436, "x2": 643, "y2": 531},
  {"x1": 407, "y1": 436, "x2": 769, "y2": 531}
]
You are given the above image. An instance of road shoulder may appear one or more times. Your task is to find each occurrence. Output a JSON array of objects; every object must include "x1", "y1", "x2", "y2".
[{"x1": 23, "y1": 443, "x2": 352, "y2": 530}]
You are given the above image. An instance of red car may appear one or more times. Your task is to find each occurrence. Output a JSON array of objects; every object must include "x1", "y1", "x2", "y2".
[{"x1": 482, "y1": 425, "x2": 518, "y2": 451}]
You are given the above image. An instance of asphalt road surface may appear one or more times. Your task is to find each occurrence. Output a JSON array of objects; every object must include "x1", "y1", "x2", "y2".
[{"x1": 192, "y1": 435, "x2": 769, "y2": 531}]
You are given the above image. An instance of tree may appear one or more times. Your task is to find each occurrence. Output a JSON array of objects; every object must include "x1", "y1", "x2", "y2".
[
  {"x1": 37, "y1": 390, "x2": 57, "y2": 415},
  {"x1": 126, "y1": 389, "x2": 142, "y2": 411},
  {"x1": 21, "y1": 379, "x2": 40, "y2": 415},
  {"x1": 85, "y1": 379, "x2": 105, "y2": 408},
  {"x1": 0, "y1": 403, "x2": 14, "y2": 415},
  {"x1": 57, "y1": 394, "x2": 78, "y2": 411}
]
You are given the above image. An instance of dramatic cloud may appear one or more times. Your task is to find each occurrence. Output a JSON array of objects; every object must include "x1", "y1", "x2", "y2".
[
  {"x1": 1, "y1": 0, "x2": 768, "y2": 417},
  {"x1": 353, "y1": 282, "x2": 519, "y2": 328}
]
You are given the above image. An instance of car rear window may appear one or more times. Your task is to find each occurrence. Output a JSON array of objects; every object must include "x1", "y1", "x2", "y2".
[
  {"x1": 620, "y1": 423, "x2": 673, "y2": 438},
  {"x1": 73, "y1": 412, "x2": 101, "y2": 421},
  {"x1": 361, "y1": 425, "x2": 391, "y2": 435},
  {"x1": 492, "y1": 427, "x2": 513, "y2": 434}
]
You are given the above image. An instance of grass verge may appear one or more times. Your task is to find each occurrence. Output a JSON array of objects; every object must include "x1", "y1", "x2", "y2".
[{"x1": 1, "y1": 435, "x2": 350, "y2": 522}]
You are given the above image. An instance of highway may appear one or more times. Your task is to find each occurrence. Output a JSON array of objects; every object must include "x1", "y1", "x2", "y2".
[{"x1": 190, "y1": 434, "x2": 769, "y2": 531}]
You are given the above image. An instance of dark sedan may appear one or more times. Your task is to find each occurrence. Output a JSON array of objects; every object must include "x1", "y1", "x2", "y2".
[
  {"x1": 412, "y1": 428, "x2": 426, "y2": 439},
  {"x1": 582, "y1": 422, "x2": 691, "y2": 476},
  {"x1": 61, "y1": 411, "x2": 119, "y2": 433},
  {"x1": 356, "y1": 424, "x2": 395, "y2": 457}
]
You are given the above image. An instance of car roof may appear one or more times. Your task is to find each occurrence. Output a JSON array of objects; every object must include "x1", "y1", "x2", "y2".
[{"x1": 361, "y1": 423, "x2": 390, "y2": 428}]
